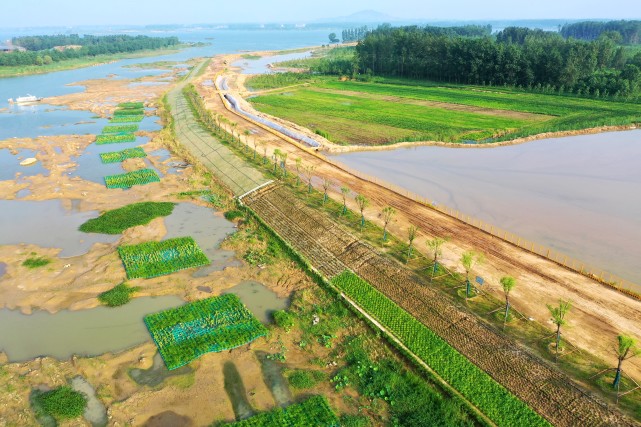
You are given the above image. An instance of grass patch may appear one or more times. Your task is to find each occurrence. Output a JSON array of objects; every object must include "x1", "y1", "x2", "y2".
[
  {"x1": 114, "y1": 108, "x2": 145, "y2": 116},
  {"x1": 241, "y1": 54, "x2": 262, "y2": 60},
  {"x1": 80, "y1": 202, "x2": 175, "y2": 234},
  {"x1": 104, "y1": 168, "x2": 160, "y2": 189},
  {"x1": 221, "y1": 395, "x2": 339, "y2": 426},
  {"x1": 95, "y1": 132, "x2": 136, "y2": 145},
  {"x1": 102, "y1": 124, "x2": 139, "y2": 134},
  {"x1": 287, "y1": 369, "x2": 326, "y2": 389},
  {"x1": 118, "y1": 102, "x2": 144, "y2": 109},
  {"x1": 118, "y1": 236, "x2": 209, "y2": 279},
  {"x1": 98, "y1": 283, "x2": 139, "y2": 307},
  {"x1": 100, "y1": 147, "x2": 147, "y2": 163},
  {"x1": 22, "y1": 256, "x2": 51, "y2": 269},
  {"x1": 144, "y1": 294, "x2": 268, "y2": 370},
  {"x1": 33, "y1": 386, "x2": 87, "y2": 420},
  {"x1": 246, "y1": 72, "x2": 315, "y2": 90},
  {"x1": 109, "y1": 115, "x2": 144, "y2": 123}
]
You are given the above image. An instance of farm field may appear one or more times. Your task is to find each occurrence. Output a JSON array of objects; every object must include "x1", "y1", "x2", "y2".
[
  {"x1": 109, "y1": 115, "x2": 144, "y2": 123},
  {"x1": 144, "y1": 294, "x2": 268, "y2": 370},
  {"x1": 117, "y1": 236, "x2": 210, "y2": 279},
  {"x1": 95, "y1": 132, "x2": 136, "y2": 145},
  {"x1": 104, "y1": 168, "x2": 160, "y2": 189},
  {"x1": 247, "y1": 76, "x2": 641, "y2": 145},
  {"x1": 79, "y1": 202, "x2": 175, "y2": 234},
  {"x1": 242, "y1": 183, "x2": 637, "y2": 427},
  {"x1": 223, "y1": 395, "x2": 339, "y2": 427},
  {"x1": 100, "y1": 147, "x2": 147, "y2": 163},
  {"x1": 102, "y1": 124, "x2": 139, "y2": 134}
]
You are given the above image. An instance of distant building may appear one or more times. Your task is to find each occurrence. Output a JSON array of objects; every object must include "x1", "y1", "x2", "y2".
[{"x1": 0, "y1": 44, "x2": 26, "y2": 53}]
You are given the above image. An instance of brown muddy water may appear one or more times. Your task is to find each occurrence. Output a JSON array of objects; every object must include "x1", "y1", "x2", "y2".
[{"x1": 332, "y1": 130, "x2": 641, "y2": 288}]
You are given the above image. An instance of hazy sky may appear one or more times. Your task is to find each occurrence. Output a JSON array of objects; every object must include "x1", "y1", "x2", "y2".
[{"x1": 1, "y1": 0, "x2": 638, "y2": 28}]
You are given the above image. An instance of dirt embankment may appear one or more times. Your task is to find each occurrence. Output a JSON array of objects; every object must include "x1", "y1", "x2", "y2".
[{"x1": 200, "y1": 54, "x2": 641, "y2": 383}]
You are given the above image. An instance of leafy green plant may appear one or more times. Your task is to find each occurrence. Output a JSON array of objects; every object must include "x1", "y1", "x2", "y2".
[
  {"x1": 221, "y1": 395, "x2": 339, "y2": 426},
  {"x1": 22, "y1": 256, "x2": 50, "y2": 269},
  {"x1": 98, "y1": 283, "x2": 139, "y2": 307},
  {"x1": 104, "y1": 168, "x2": 160, "y2": 189},
  {"x1": 100, "y1": 147, "x2": 147, "y2": 163},
  {"x1": 95, "y1": 132, "x2": 136, "y2": 145},
  {"x1": 80, "y1": 202, "x2": 175, "y2": 234},
  {"x1": 33, "y1": 386, "x2": 87, "y2": 420},
  {"x1": 118, "y1": 102, "x2": 144, "y2": 109},
  {"x1": 109, "y1": 115, "x2": 144, "y2": 123},
  {"x1": 118, "y1": 237, "x2": 209, "y2": 279},
  {"x1": 287, "y1": 370, "x2": 325, "y2": 389},
  {"x1": 273, "y1": 310, "x2": 295, "y2": 332},
  {"x1": 145, "y1": 294, "x2": 267, "y2": 370},
  {"x1": 224, "y1": 209, "x2": 244, "y2": 221},
  {"x1": 102, "y1": 124, "x2": 139, "y2": 134}
]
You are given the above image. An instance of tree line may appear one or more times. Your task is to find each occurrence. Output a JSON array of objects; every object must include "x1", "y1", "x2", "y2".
[
  {"x1": 0, "y1": 34, "x2": 180, "y2": 67},
  {"x1": 350, "y1": 25, "x2": 641, "y2": 99},
  {"x1": 561, "y1": 20, "x2": 641, "y2": 44}
]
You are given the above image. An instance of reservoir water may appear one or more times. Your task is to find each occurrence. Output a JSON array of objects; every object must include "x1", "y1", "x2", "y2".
[{"x1": 332, "y1": 130, "x2": 641, "y2": 286}]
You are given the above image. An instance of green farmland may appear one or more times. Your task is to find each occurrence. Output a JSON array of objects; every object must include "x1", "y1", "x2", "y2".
[{"x1": 247, "y1": 76, "x2": 641, "y2": 145}]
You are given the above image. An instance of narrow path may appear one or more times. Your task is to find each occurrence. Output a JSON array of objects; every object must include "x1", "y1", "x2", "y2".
[{"x1": 166, "y1": 61, "x2": 267, "y2": 196}]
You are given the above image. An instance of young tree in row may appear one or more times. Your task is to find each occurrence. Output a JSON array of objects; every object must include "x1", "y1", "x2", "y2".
[
  {"x1": 322, "y1": 178, "x2": 333, "y2": 205},
  {"x1": 279, "y1": 151, "x2": 288, "y2": 177},
  {"x1": 613, "y1": 334, "x2": 639, "y2": 390},
  {"x1": 406, "y1": 225, "x2": 418, "y2": 263},
  {"x1": 426, "y1": 237, "x2": 447, "y2": 282},
  {"x1": 303, "y1": 165, "x2": 316, "y2": 194},
  {"x1": 500, "y1": 275, "x2": 516, "y2": 327},
  {"x1": 252, "y1": 135, "x2": 259, "y2": 161},
  {"x1": 295, "y1": 157, "x2": 302, "y2": 186},
  {"x1": 355, "y1": 194, "x2": 369, "y2": 230},
  {"x1": 340, "y1": 186, "x2": 350, "y2": 215},
  {"x1": 381, "y1": 206, "x2": 396, "y2": 241},
  {"x1": 272, "y1": 148, "x2": 281, "y2": 173},
  {"x1": 260, "y1": 141, "x2": 267, "y2": 164},
  {"x1": 243, "y1": 129, "x2": 252, "y2": 153},
  {"x1": 461, "y1": 250, "x2": 484, "y2": 299},
  {"x1": 230, "y1": 122, "x2": 238, "y2": 143},
  {"x1": 547, "y1": 299, "x2": 572, "y2": 360}
]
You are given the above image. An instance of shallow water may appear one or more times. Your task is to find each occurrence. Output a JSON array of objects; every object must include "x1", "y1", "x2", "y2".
[
  {"x1": 0, "y1": 263, "x2": 6, "y2": 280},
  {"x1": 0, "y1": 148, "x2": 48, "y2": 181},
  {"x1": 129, "y1": 352, "x2": 192, "y2": 387},
  {"x1": 0, "y1": 296, "x2": 184, "y2": 362},
  {"x1": 225, "y1": 281, "x2": 289, "y2": 324},
  {"x1": 0, "y1": 199, "x2": 119, "y2": 257},
  {"x1": 233, "y1": 51, "x2": 311, "y2": 75},
  {"x1": 332, "y1": 130, "x2": 641, "y2": 286},
  {"x1": 163, "y1": 203, "x2": 239, "y2": 275},
  {"x1": 70, "y1": 376, "x2": 108, "y2": 427}
]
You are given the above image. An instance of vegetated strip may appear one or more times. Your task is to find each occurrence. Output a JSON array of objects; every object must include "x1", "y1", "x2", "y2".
[
  {"x1": 100, "y1": 147, "x2": 147, "y2": 163},
  {"x1": 222, "y1": 395, "x2": 338, "y2": 426},
  {"x1": 95, "y1": 132, "x2": 136, "y2": 145},
  {"x1": 114, "y1": 108, "x2": 145, "y2": 116},
  {"x1": 118, "y1": 102, "x2": 145, "y2": 109},
  {"x1": 332, "y1": 270, "x2": 548, "y2": 427},
  {"x1": 117, "y1": 236, "x2": 209, "y2": 279},
  {"x1": 79, "y1": 201, "x2": 175, "y2": 234},
  {"x1": 104, "y1": 168, "x2": 160, "y2": 189},
  {"x1": 144, "y1": 294, "x2": 268, "y2": 370},
  {"x1": 102, "y1": 124, "x2": 139, "y2": 134},
  {"x1": 109, "y1": 115, "x2": 144, "y2": 123}
]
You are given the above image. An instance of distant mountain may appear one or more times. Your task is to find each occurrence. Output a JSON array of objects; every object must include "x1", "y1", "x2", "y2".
[{"x1": 317, "y1": 10, "x2": 399, "y2": 24}]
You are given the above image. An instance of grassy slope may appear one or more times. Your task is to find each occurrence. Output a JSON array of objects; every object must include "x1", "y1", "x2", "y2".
[{"x1": 247, "y1": 76, "x2": 641, "y2": 145}]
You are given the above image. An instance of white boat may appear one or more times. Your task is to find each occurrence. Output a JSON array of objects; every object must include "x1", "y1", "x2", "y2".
[{"x1": 8, "y1": 94, "x2": 42, "y2": 104}]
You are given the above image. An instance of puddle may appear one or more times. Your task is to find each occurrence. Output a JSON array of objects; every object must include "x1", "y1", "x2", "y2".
[
  {"x1": 0, "y1": 148, "x2": 49, "y2": 181},
  {"x1": 71, "y1": 376, "x2": 108, "y2": 427},
  {"x1": 223, "y1": 361, "x2": 254, "y2": 420},
  {"x1": 163, "y1": 203, "x2": 240, "y2": 276},
  {"x1": 0, "y1": 262, "x2": 6, "y2": 280},
  {"x1": 0, "y1": 104, "x2": 106, "y2": 140},
  {"x1": 0, "y1": 296, "x2": 184, "y2": 362},
  {"x1": 129, "y1": 352, "x2": 193, "y2": 387},
  {"x1": 196, "y1": 285, "x2": 212, "y2": 293},
  {"x1": 150, "y1": 148, "x2": 172, "y2": 162},
  {"x1": 224, "y1": 281, "x2": 288, "y2": 324},
  {"x1": 143, "y1": 411, "x2": 194, "y2": 427},
  {"x1": 16, "y1": 188, "x2": 32, "y2": 199},
  {"x1": 0, "y1": 199, "x2": 119, "y2": 257},
  {"x1": 256, "y1": 351, "x2": 292, "y2": 406}
]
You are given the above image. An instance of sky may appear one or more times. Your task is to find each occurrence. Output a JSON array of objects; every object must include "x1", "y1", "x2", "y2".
[{"x1": 0, "y1": 0, "x2": 638, "y2": 28}]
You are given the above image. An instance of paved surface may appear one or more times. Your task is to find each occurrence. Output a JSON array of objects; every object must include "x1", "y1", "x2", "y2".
[{"x1": 167, "y1": 62, "x2": 267, "y2": 196}]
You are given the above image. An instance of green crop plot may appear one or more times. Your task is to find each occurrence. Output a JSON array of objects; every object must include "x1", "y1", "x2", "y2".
[
  {"x1": 110, "y1": 115, "x2": 144, "y2": 123},
  {"x1": 118, "y1": 102, "x2": 144, "y2": 109},
  {"x1": 144, "y1": 294, "x2": 268, "y2": 370},
  {"x1": 95, "y1": 132, "x2": 136, "y2": 145},
  {"x1": 104, "y1": 168, "x2": 160, "y2": 189},
  {"x1": 100, "y1": 147, "x2": 147, "y2": 163},
  {"x1": 118, "y1": 236, "x2": 209, "y2": 279},
  {"x1": 222, "y1": 395, "x2": 339, "y2": 427},
  {"x1": 114, "y1": 108, "x2": 145, "y2": 116},
  {"x1": 102, "y1": 124, "x2": 139, "y2": 134},
  {"x1": 331, "y1": 270, "x2": 550, "y2": 427},
  {"x1": 79, "y1": 201, "x2": 175, "y2": 234}
]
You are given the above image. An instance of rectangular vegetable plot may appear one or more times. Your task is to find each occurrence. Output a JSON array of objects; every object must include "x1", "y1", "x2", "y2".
[
  {"x1": 95, "y1": 132, "x2": 136, "y2": 145},
  {"x1": 118, "y1": 237, "x2": 209, "y2": 279},
  {"x1": 110, "y1": 115, "x2": 144, "y2": 123},
  {"x1": 102, "y1": 124, "x2": 139, "y2": 134},
  {"x1": 100, "y1": 147, "x2": 147, "y2": 164},
  {"x1": 145, "y1": 294, "x2": 268, "y2": 370},
  {"x1": 223, "y1": 395, "x2": 339, "y2": 427},
  {"x1": 104, "y1": 168, "x2": 160, "y2": 189}
]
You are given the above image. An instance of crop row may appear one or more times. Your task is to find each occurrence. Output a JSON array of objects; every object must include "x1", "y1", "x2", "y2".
[
  {"x1": 104, "y1": 168, "x2": 160, "y2": 189},
  {"x1": 102, "y1": 124, "x2": 139, "y2": 134},
  {"x1": 114, "y1": 108, "x2": 145, "y2": 116},
  {"x1": 245, "y1": 184, "x2": 633, "y2": 427},
  {"x1": 145, "y1": 294, "x2": 267, "y2": 370},
  {"x1": 95, "y1": 132, "x2": 136, "y2": 145},
  {"x1": 118, "y1": 101, "x2": 144, "y2": 109},
  {"x1": 109, "y1": 115, "x2": 144, "y2": 123},
  {"x1": 332, "y1": 270, "x2": 549, "y2": 427},
  {"x1": 223, "y1": 395, "x2": 339, "y2": 427},
  {"x1": 100, "y1": 147, "x2": 147, "y2": 164},
  {"x1": 118, "y1": 236, "x2": 209, "y2": 279}
]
